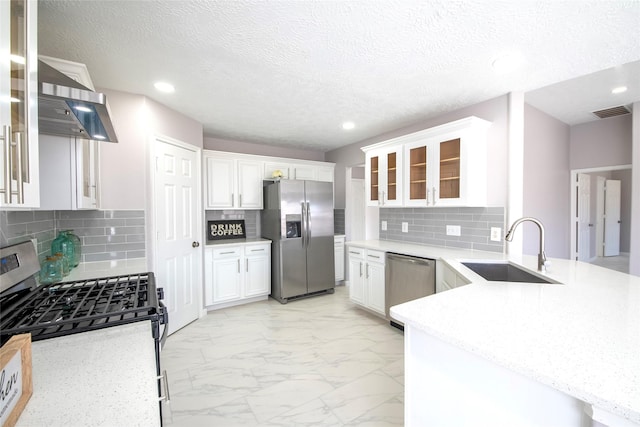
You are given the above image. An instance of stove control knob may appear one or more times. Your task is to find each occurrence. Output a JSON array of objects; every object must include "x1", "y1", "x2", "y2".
[{"x1": 192, "y1": 241, "x2": 200, "y2": 248}]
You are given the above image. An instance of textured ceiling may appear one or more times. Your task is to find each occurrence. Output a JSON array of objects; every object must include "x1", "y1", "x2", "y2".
[{"x1": 38, "y1": 0, "x2": 640, "y2": 152}]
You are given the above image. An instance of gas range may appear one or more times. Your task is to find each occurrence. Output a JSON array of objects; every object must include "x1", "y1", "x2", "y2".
[{"x1": 0, "y1": 241, "x2": 167, "y2": 347}]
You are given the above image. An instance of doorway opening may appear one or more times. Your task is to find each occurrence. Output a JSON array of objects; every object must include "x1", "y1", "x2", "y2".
[{"x1": 570, "y1": 164, "x2": 631, "y2": 273}]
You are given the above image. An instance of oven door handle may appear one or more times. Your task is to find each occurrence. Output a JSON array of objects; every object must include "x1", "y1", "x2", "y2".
[{"x1": 159, "y1": 301, "x2": 169, "y2": 349}]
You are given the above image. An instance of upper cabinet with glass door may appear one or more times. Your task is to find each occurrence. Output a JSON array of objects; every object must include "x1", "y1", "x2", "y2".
[
  {"x1": 364, "y1": 146, "x2": 403, "y2": 207},
  {"x1": 363, "y1": 116, "x2": 491, "y2": 208},
  {"x1": 0, "y1": 0, "x2": 39, "y2": 208}
]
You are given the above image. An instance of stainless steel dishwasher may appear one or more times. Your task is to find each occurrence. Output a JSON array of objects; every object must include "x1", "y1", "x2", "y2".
[{"x1": 385, "y1": 252, "x2": 436, "y2": 329}]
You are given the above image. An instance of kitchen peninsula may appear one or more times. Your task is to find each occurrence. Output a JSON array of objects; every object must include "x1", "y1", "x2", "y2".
[{"x1": 346, "y1": 239, "x2": 640, "y2": 427}]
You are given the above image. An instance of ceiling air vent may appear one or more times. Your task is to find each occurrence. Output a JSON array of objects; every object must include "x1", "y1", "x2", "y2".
[{"x1": 592, "y1": 105, "x2": 631, "y2": 119}]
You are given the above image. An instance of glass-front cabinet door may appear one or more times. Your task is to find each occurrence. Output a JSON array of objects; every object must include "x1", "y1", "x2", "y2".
[
  {"x1": 367, "y1": 153, "x2": 379, "y2": 205},
  {"x1": 437, "y1": 138, "x2": 461, "y2": 201},
  {"x1": 404, "y1": 140, "x2": 432, "y2": 207},
  {"x1": 0, "y1": 0, "x2": 39, "y2": 208},
  {"x1": 366, "y1": 147, "x2": 403, "y2": 207}
]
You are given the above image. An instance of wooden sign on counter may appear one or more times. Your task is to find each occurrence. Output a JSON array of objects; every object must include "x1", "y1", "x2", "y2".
[
  {"x1": 207, "y1": 220, "x2": 246, "y2": 240},
  {"x1": 0, "y1": 334, "x2": 33, "y2": 427}
]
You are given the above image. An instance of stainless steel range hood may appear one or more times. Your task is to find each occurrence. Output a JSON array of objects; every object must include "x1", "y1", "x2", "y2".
[{"x1": 38, "y1": 60, "x2": 118, "y2": 143}]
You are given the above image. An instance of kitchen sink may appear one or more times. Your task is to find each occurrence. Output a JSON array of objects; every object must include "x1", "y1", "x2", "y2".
[{"x1": 461, "y1": 262, "x2": 558, "y2": 284}]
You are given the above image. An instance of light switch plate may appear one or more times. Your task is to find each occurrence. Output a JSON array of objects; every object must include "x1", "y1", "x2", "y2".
[
  {"x1": 446, "y1": 225, "x2": 461, "y2": 236},
  {"x1": 490, "y1": 227, "x2": 502, "y2": 242},
  {"x1": 381, "y1": 221, "x2": 387, "y2": 231},
  {"x1": 401, "y1": 222, "x2": 408, "y2": 233}
]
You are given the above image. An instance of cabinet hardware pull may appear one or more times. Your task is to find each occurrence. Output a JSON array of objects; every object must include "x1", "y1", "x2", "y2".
[
  {"x1": 432, "y1": 186, "x2": 437, "y2": 205},
  {"x1": 220, "y1": 251, "x2": 234, "y2": 255},
  {"x1": 366, "y1": 264, "x2": 370, "y2": 279},
  {"x1": 192, "y1": 241, "x2": 200, "y2": 248},
  {"x1": 158, "y1": 370, "x2": 171, "y2": 402},
  {"x1": 359, "y1": 261, "x2": 363, "y2": 277},
  {"x1": 349, "y1": 250, "x2": 360, "y2": 255},
  {"x1": 14, "y1": 131, "x2": 24, "y2": 203},
  {"x1": 426, "y1": 188, "x2": 430, "y2": 206},
  {"x1": 246, "y1": 259, "x2": 248, "y2": 272},
  {"x1": 237, "y1": 259, "x2": 240, "y2": 273},
  {"x1": 239, "y1": 194, "x2": 242, "y2": 207},
  {"x1": 251, "y1": 248, "x2": 264, "y2": 252},
  {"x1": 232, "y1": 193, "x2": 235, "y2": 206},
  {"x1": 1, "y1": 125, "x2": 11, "y2": 203},
  {"x1": 368, "y1": 255, "x2": 380, "y2": 259}
]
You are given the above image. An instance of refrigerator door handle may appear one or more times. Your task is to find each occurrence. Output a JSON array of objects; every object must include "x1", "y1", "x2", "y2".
[
  {"x1": 306, "y1": 201, "x2": 311, "y2": 246},
  {"x1": 301, "y1": 201, "x2": 307, "y2": 248}
]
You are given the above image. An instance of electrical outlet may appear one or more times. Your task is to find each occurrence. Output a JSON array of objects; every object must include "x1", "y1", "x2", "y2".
[
  {"x1": 381, "y1": 221, "x2": 387, "y2": 231},
  {"x1": 446, "y1": 225, "x2": 461, "y2": 236},
  {"x1": 490, "y1": 227, "x2": 502, "y2": 242},
  {"x1": 401, "y1": 222, "x2": 408, "y2": 233}
]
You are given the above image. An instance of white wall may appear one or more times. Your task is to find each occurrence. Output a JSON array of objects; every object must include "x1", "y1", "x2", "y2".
[
  {"x1": 631, "y1": 102, "x2": 640, "y2": 276},
  {"x1": 204, "y1": 136, "x2": 325, "y2": 161},
  {"x1": 523, "y1": 104, "x2": 571, "y2": 259}
]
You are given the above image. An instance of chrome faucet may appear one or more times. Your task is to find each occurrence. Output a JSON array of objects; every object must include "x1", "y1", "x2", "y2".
[{"x1": 505, "y1": 217, "x2": 547, "y2": 272}]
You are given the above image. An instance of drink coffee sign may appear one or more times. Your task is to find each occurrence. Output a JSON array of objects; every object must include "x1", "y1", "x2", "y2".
[{"x1": 207, "y1": 220, "x2": 246, "y2": 240}]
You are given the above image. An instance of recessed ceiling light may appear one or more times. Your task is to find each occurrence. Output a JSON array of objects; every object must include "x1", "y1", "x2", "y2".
[
  {"x1": 154, "y1": 81, "x2": 175, "y2": 93},
  {"x1": 491, "y1": 52, "x2": 524, "y2": 73},
  {"x1": 342, "y1": 121, "x2": 355, "y2": 130},
  {"x1": 611, "y1": 86, "x2": 627, "y2": 94},
  {"x1": 74, "y1": 105, "x2": 92, "y2": 113}
]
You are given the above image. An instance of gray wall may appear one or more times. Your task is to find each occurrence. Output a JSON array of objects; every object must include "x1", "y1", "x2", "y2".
[
  {"x1": 204, "y1": 136, "x2": 325, "y2": 161},
  {"x1": 99, "y1": 89, "x2": 204, "y2": 210},
  {"x1": 569, "y1": 115, "x2": 632, "y2": 170},
  {"x1": 204, "y1": 210, "x2": 260, "y2": 239},
  {"x1": 523, "y1": 104, "x2": 571, "y2": 259},
  {"x1": 326, "y1": 95, "x2": 509, "y2": 209}
]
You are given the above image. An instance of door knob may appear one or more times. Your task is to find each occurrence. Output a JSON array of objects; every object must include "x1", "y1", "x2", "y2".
[{"x1": 192, "y1": 241, "x2": 200, "y2": 248}]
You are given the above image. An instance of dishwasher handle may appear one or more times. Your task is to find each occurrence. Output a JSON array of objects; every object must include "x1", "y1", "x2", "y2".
[{"x1": 386, "y1": 252, "x2": 434, "y2": 266}]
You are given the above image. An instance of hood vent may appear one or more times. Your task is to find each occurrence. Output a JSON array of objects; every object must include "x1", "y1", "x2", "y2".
[
  {"x1": 591, "y1": 105, "x2": 631, "y2": 120},
  {"x1": 38, "y1": 60, "x2": 118, "y2": 143}
]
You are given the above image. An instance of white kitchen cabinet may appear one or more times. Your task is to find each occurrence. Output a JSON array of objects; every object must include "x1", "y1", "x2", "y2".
[
  {"x1": 365, "y1": 146, "x2": 403, "y2": 207},
  {"x1": 348, "y1": 246, "x2": 386, "y2": 316},
  {"x1": 334, "y1": 235, "x2": 345, "y2": 282},
  {"x1": 204, "y1": 153, "x2": 263, "y2": 209},
  {"x1": 362, "y1": 116, "x2": 491, "y2": 208},
  {"x1": 0, "y1": 0, "x2": 40, "y2": 208},
  {"x1": 204, "y1": 241, "x2": 271, "y2": 308},
  {"x1": 437, "y1": 260, "x2": 471, "y2": 293},
  {"x1": 263, "y1": 160, "x2": 334, "y2": 183},
  {"x1": 39, "y1": 135, "x2": 100, "y2": 209}
]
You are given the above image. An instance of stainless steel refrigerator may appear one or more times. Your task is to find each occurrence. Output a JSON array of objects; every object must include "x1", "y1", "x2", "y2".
[{"x1": 262, "y1": 180, "x2": 335, "y2": 303}]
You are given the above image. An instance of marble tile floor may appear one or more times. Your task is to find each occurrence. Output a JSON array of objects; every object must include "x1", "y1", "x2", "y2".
[
  {"x1": 161, "y1": 286, "x2": 405, "y2": 426},
  {"x1": 589, "y1": 253, "x2": 630, "y2": 274}
]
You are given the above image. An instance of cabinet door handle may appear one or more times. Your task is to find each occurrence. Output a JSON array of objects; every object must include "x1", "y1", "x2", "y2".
[
  {"x1": 246, "y1": 258, "x2": 248, "y2": 272},
  {"x1": 237, "y1": 259, "x2": 240, "y2": 273},
  {"x1": 349, "y1": 250, "x2": 360, "y2": 255},
  {"x1": 426, "y1": 188, "x2": 430, "y2": 206},
  {"x1": 158, "y1": 370, "x2": 171, "y2": 402},
  {"x1": 359, "y1": 261, "x2": 363, "y2": 277},
  {"x1": 366, "y1": 264, "x2": 370, "y2": 279},
  {"x1": 220, "y1": 251, "x2": 235, "y2": 255},
  {"x1": 232, "y1": 193, "x2": 235, "y2": 206},
  {"x1": 239, "y1": 194, "x2": 242, "y2": 207},
  {"x1": 432, "y1": 186, "x2": 437, "y2": 205},
  {"x1": 1, "y1": 125, "x2": 11, "y2": 203},
  {"x1": 13, "y1": 131, "x2": 24, "y2": 203},
  {"x1": 250, "y1": 248, "x2": 264, "y2": 252}
]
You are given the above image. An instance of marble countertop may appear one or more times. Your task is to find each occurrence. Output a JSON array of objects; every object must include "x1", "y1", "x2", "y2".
[
  {"x1": 60, "y1": 258, "x2": 148, "y2": 282},
  {"x1": 347, "y1": 240, "x2": 640, "y2": 423},
  {"x1": 16, "y1": 322, "x2": 160, "y2": 427},
  {"x1": 206, "y1": 237, "x2": 271, "y2": 247}
]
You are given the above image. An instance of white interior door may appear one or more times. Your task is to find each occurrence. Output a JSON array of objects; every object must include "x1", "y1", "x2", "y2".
[
  {"x1": 595, "y1": 176, "x2": 605, "y2": 257},
  {"x1": 604, "y1": 179, "x2": 621, "y2": 256},
  {"x1": 577, "y1": 173, "x2": 591, "y2": 262},
  {"x1": 154, "y1": 137, "x2": 201, "y2": 335}
]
